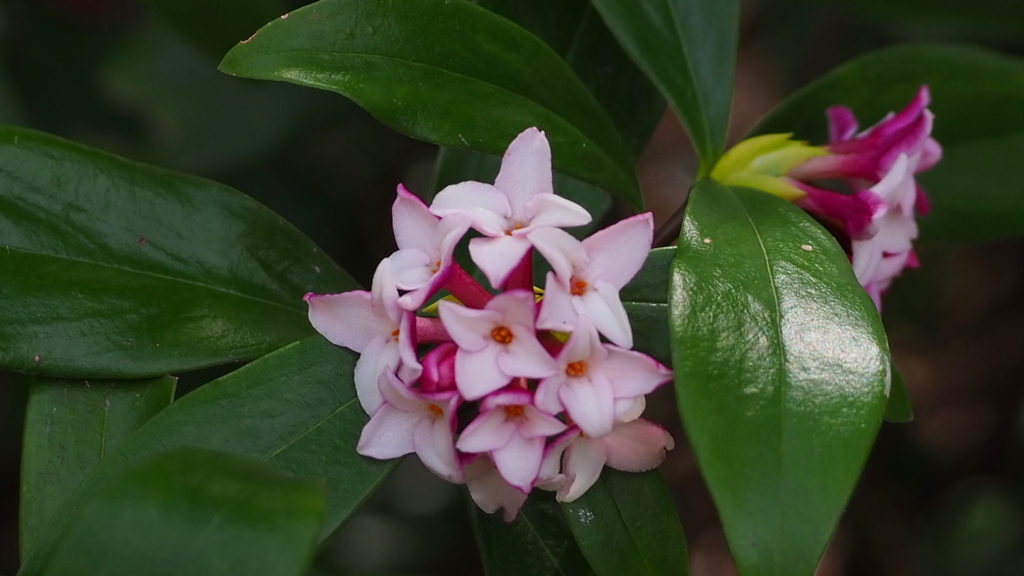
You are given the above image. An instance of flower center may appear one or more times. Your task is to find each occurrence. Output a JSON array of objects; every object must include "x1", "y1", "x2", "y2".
[
  {"x1": 430, "y1": 260, "x2": 442, "y2": 274},
  {"x1": 504, "y1": 405, "x2": 524, "y2": 418},
  {"x1": 491, "y1": 326, "x2": 513, "y2": 344},
  {"x1": 504, "y1": 224, "x2": 525, "y2": 236},
  {"x1": 427, "y1": 404, "x2": 443, "y2": 417},
  {"x1": 570, "y1": 278, "x2": 588, "y2": 296},
  {"x1": 391, "y1": 329, "x2": 400, "y2": 342},
  {"x1": 565, "y1": 361, "x2": 587, "y2": 376}
]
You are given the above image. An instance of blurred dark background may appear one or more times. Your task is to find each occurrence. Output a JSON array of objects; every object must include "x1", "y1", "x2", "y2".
[{"x1": 0, "y1": 0, "x2": 1022, "y2": 574}]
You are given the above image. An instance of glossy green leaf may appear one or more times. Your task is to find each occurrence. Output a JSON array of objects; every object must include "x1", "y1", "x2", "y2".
[
  {"x1": 562, "y1": 470, "x2": 688, "y2": 576},
  {"x1": 471, "y1": 0, "x2": 664, "y2": 158},
  {"x1": 589, "y1": 0, "x2": 740, "y2": 172},
  {"x1": 884, "y1": 366, "x2": 913, "y2": 423},
  {"x1": 20, "y1": 376, "x2": 176, "y2": 559},
  {"x1": 18, "y1": 337, "x2": 396, "y2": 576},
  {"x1": 41, "y1": 448, "x2": 324, "y2": 576},
  {"x1": 0, "y1": 125, "x2": 354, "y2": 378},
  {"x1": 143, "y1": 0, "x2": 288, "y2": 58},
  {"x1": 219, "y1": 0, "x2": 641, "y2": 209},
  {"x1": 469, "y1": 492, "x2": 594, "y2": 576},
  {"x1": 670, "y1": 179, "x2": 890, "y2": 576},
  {"x1": 620, "y1": 247, "x2": 674, "y2": 366},
  {"x1": 752, "y1": 44, "x2": 1024, "y2": 243}
]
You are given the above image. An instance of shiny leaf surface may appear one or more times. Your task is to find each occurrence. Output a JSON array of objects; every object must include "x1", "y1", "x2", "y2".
[
  {"x1": 589, "y1": 0, "x2": 739, "y2": 171},
  {"x1": 20, "y1": 376, "x2": 177, "y2": 559},
  {"x1": 670, "y1": 180, "x2": 890, "y2": 576},
  {"x1": 470, "y1": 492, "x2": 594, "y2": 576},
  {"x1": 19, "y1": 337, "x2": 395, "y2": 576},
  {"x1": 41, "y1": 448, "x2": 324, "y2": 576},
  {"x1": 0, "y1": 125, "x2": 354, "y2": 378},
  {"x1": 220, "y1": 0, "x2": 641, "y2": 208},
  {"x1": 562, "y1": 470, "x2": 689, "y2": 576},
  {"x1": 753, "y1": 44, "x2": 1024, "y2": 243}
]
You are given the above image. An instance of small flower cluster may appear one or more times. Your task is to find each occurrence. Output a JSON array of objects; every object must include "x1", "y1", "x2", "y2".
[
  {"x1": 713, "y1": 86, "x2": 941, "y2": 309},
  {"x1": 306, "y1": 128, "x2": 673, "y2": 521},
  {"x1": 789, "y1": 86, "x2": 940, "y2": 308}
]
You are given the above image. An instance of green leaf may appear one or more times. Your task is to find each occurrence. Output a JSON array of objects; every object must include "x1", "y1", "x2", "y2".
[
  {"x1": 752, "y1": 43, "x2": 1024, "y2": 243},
  {"x1": 669, "y1": 179, "x2": 890, "y2": 576},
  {"x1": 20, "y1": 376, "x2": 176, "y2": 560},
  {"x1": 219, "y1": 0, "x2": 641, "y2": 209},
  {"x1": 471, "y1": 0, "x2": 664, "y2": 158},
  {"x1": 884, "y1": 365, "x2": 913, "y2": 423},
  {"x1": 142, "y1": 0, "x2": 288, "y2": 58},
  {"x1": 469, "y1": 492, "x2": 594, "y2": 576},
  {"x1": 18, "y1": 337, "x2": 396, "y2": 576},
  {"x1": 589, "y1": 0, "x2": 740, "y2": 172},
  {"x1": 562, "y1": 470, "x2": 689, "y2": 576},
  {"x1": 0, "y1": 125, "x2": 354, "y2": 378},
  {"x1": 41, "y1": 448, "x2": 324, "y2": 576},
  {"x1": 620, "y1": 247, "x2": 675, "y2": 366}
]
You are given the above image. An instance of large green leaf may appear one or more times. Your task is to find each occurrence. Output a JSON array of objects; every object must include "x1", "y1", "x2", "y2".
[
  {"x1": 562, "y1": 470, "x2": 689, "y2": 576},
  {"x1": 219, "y1": 0, "x2": 641, "y2": 209},
  {"x1": 143, "y1": 0, "x2": 288, "y2": 58},
  {"x1": 469, "y1": 492, "x2": 594, "y2": 576},
  {"x1": 752, "y1": 44, "x2": 1024, "y2": 243},
  {"x1": 589, "y1": 0, "x2": 740, "y2": 172},
  {"x1": 20, "y1": 376, "x2": 176, "y2": 560},
  {"x1": 0, "y1": 125, "x2": 354, "y2": 378},
  {"x1": 620, "y1": 247, "x2": 674, "y2": 367},
  {"x1": 669, "y1": 179, "x2": 890, "y2": 576},
  {"x1": 41, "y1": 448, "x2": 324, "y2": 576},
  {"x1": 18, "y1": 337, "x2": 396, "y2": 576},
  {"x1": 884, "y1": 366, "x2": 913, "y2": 423},
  {"x1": 472, "y1": 0, "x2": 664, "y2": 158}
]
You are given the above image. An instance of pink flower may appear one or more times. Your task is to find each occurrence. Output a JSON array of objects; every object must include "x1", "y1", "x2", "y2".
[
  {"x1": 535, "y1": 318, "x2": 672, "y2": 437},
  {"x1": 532, "y1": 213, "x2": 654, "y2": 348},
  {"x1": 540, "y1": 419, "x2": 675, "y2": 503},
  {"x1": 430, "y1": 128, "x2": 592, "y2": 288},
  {"x1": 418, "y1": 341, "x2": 457, "y2": 394},
  {"x1": 357, "y1": 372, "x2": 463, "y2": 483},
  {"x1": 388, "y1": 185, "x2": 471, "y2": 311},
  {"x1": 463, "y1": 456, "x2": 529, "y2": 522},
  {"x1": 306, "y1": 260, "x2": 421, "y2": 414},
  {"x1": 438, "y1": 290, "x2": 558, "y2": 400},
  {"x1": 456, "y1": 388, "x2": 567, "y2": 492}
]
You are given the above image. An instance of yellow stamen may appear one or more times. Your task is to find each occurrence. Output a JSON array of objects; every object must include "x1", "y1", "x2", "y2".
[
  {"x1": 565, "y1": 361, "x2": 587, "y2": 376},
  {"x1": 491, "y1": 326, "x2": 513, "y2": 344}
]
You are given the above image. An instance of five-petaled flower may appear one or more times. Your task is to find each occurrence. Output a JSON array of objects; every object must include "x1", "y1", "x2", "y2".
[{"x1": 305, "y1": 127, "x2": 674, "y2": 521}]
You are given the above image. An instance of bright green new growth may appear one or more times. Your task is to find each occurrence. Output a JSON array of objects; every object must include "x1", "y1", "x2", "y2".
[{"x1": 710, "y1": 134, "x2": 828, "y2": 200}]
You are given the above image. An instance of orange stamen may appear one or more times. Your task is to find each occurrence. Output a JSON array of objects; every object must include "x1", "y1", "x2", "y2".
[
  {"x1": 491, "y1": 326, "x2": 513, "y2": 344},
  {"x1": 570, "y1": 279, "x2": 588, "y2": 296},
  {"x1": 565, "y1": 361, "x2": 587, "y2": 376},
  {"x1": 504, "y1": 405, "x2": 525, "y2": 418},
  {"x1": 427, "y1": 404, "x2": 443, "y2": 417}
]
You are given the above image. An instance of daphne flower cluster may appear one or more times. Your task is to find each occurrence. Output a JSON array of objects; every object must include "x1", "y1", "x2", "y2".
[
  {"x1": 713, "y1": 86, "x2": 941, "y2": 309},
  {"x1": 306, "y1": 128, "x2": 674, "y2": 521}
]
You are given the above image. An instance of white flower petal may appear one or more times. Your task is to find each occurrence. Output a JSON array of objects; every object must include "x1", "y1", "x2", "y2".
[
  {"x1": 438, "y1": 300, "x2": 499, "y2": 351},
  {"x1": 353, "y1": 338, "x2": 398, "y2": 415},
  {"x1": 414, "y1": 415, "x2": 464, "y2": 483},
  {"x1": 455, "y1": 345, "x2": 511, "y2": 400},
  {"x1": 491, "y1": 434, "x2": 545, "y2": 492},
  {"x1": 525, "y1": 194, "x2": 592, "y2": 230},
  {"x1": 580, "y1": 213, "x2": 653, "y2": 289},
  {"x1": 602, "y1": 419, "x2": 674, "y2": 472},
  {"x1": 498, "y1": 325, "x2": 558, "y2": 379},
  {"x1": 536, "y1": 273, "x2": 579, "y2": 333},
  {"x1": 559, "y1": 374, "x2": 616, "y2": 438},
  {"x1": 306, "y1": 291, "x2": 388, "y2": 351},
  {"x1": 600, "y1": 346, "x2": 672, "y2": 399},
  {"x1": 464, "y1": 458, "x2": 528, "y2": 522},
  {"x1": 557, "y1": 437, "x2": 607, "y2": 503},
  {"x1": 575, "y1": 281, "x2": 633, "y2": 348},
  {"x1": 389, "y1": 249, "x2": 434, "y2": 290},
  {"x1": 528, "y1": 226, "x2": 587, "y2": 284},
  {"x1": 356, "y1": 403, "x2": 418, "y2": 459},
  {"x1": 430, "y1": 181, "x2": 510, "y2": 236},
  {"x1": 494, "y1": 127, "x2": 553, "y2": 218},
  {"x1": 457, "y1": 409, "x2": 517, "y2": 453},
  {"x1": 393, "y1": 185, "x2": 439, "y2": 251},
  {"x1": 469, "y1": 235, "x2": 532, "y2": 289}
]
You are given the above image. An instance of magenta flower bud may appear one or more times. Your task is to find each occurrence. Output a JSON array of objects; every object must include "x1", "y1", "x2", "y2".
[{"x1": 420, "y1": 342, "x2": 458, "y2": 394}]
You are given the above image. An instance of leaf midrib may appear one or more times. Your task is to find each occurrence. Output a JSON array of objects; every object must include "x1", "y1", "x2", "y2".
[
  {"x1": 738, "y1": 197, "x2": 788, "y2": 574},
  {"x1": 2, "y1": 245, "x2": 305, "y2": 316}
]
